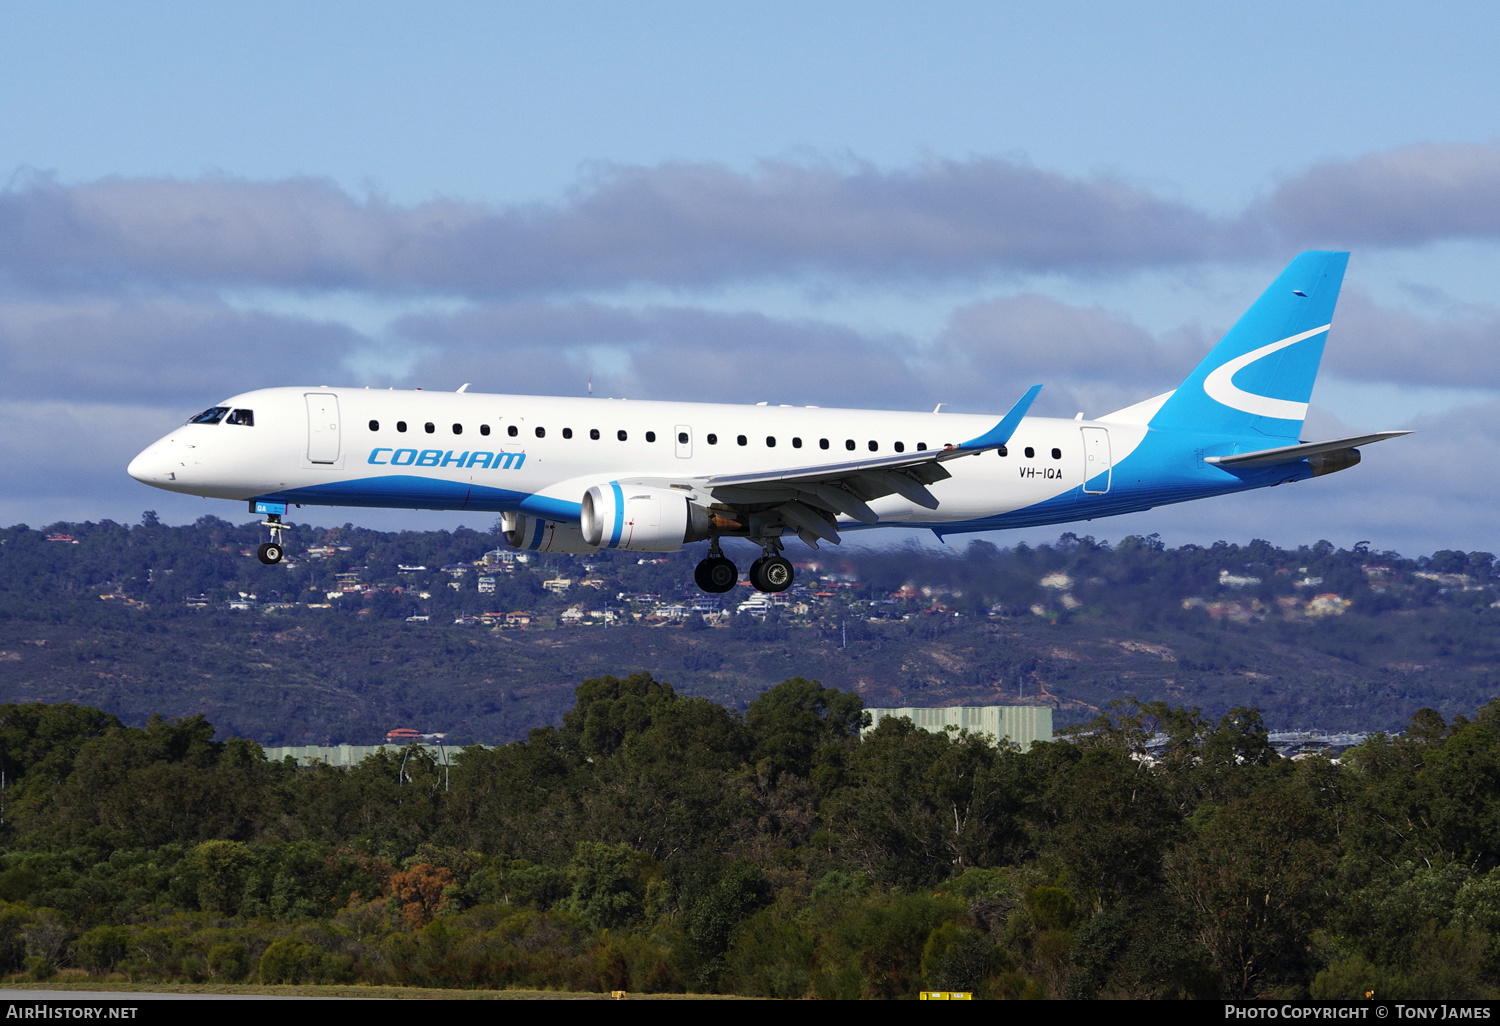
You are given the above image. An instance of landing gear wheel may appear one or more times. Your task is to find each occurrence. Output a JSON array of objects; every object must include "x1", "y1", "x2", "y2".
[
  {"x1": 749, "y1": 555, "x2": 794, "y2": 593},
  {"x1": 256, "y1": 542, "x2": 284, "y2": 565},
  {"x1": 695, "y1": 556, "x2": 738, "y2": 593}
]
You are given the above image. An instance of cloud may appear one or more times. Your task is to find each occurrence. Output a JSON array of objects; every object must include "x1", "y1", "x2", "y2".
[
  {"x1": 392, "y1": 301, "x2": 922, "y2": 407},
  {"x1": 0, "y1": 399, "x2": 192, "y2": 525},
  {"x1": 8, "y1": 144, "x2": 1500, "y2": 303},
  {"x1": 938, "y1": 293, "x2": 1203, "y2": 386},
  {"x1": 0, "y1": 295, "x2": 361, "y2": 404},
  {"x1": 1323, "y1": 289, "x2": 1500, "y2": 388},
  {"x1": 0, "y1": 159, "x2": 1241, "y2": 297},
  {"x1": 1262, "y1": 142, "x2": 1500, "y2": 248},
  {"x1": 391, "y1": 294, "x2": 1202, "y2": 416}
]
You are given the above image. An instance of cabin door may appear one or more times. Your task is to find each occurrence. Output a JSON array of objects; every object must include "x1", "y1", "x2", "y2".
[{"x1": 305, "y1": 393, "x2": 342, "y2": 464}]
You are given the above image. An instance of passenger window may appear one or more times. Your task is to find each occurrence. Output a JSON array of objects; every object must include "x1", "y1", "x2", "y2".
[
  {"x1": 188, "y1": 407, "x2": 228, "y2": 425},
  {"x1": 820, "y1": 439, "x2": 829, "y2": 450},
  {"x1": 894, "y1": 441, "x2": 904, "y2": 453},
  {"x1": 1024, "y1": 447, "x2": 1035, "y2": 458},
  {"x1": 617, "y1": 430, "x2": 628, "y2": 441},
  {"x1": 845, "y1": 439, "x2": 855, "y2": 451},
  {"x1": 536, "y1": 427, "x2": 546, "y2": 438},
  {"x1": 507, "y1": 425, "x2": 518, "y2": 437},
  {"x1": 562, "y1": 428, "x2": 573, "y2": 439},
  {"x1": 1051, "y1": 448, "x2": 1061, "y2": 459},
  {"x1": 766, "y1": 436, "x2": 776, "y2": 447},
  {"x1": 646, "y1": 431, "x2": 656, "y2": 442},
  {"x1": 707, "y1": 433, "x2": 718, "y2": 445},
  {"x1": 225, "y1": 409, "x2": 254, "y2": 426},
  {"x1": 397, "y1": 421, "x2": 408, "y2": 433},
  {"x1": 868, "y1": 440, "x2": 878, "y2": 451},
  {"x1": 997, "y1": 446, "x2": 1008, "y2": 457},
  {"x1": 590, "y1": 429, "x2": 600, "y2": 440},
  {"x1": 792, "y1": 437, "x2": 802, "y2": 448},
  {"x1": 368, "y1": 420, "x2": 379, "y2": 431},
  {"x1": 917, "y1": 442, "x2": 927, "y2": 451},
  {"x1": 453, "y1": 423, "x2": 463, "y2": 435},
  {"x1": 678, "y1": 432, "x2": 689, "y2": 444},
  {"x1": 480, "y1": 424, "x2": 491, "y2": 436},
  {"x1": 424, "y1": 423, "x2": 435, "y2": 434},
  {"x1": 737, "y1": 435, "x2": 747, "y2": 446}
]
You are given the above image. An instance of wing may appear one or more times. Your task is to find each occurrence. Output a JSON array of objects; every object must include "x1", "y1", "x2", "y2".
[{"x1": 697, "y1": 385, "x2": 1042, "y2": 547}]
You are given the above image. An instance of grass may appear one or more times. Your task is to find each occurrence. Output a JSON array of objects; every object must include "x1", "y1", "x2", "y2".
[{"x1": 0, "y1": 978, "x2": 747, "y2": 999}]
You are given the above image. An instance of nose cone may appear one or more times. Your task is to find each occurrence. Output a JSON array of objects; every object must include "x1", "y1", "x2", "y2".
[{"x1": 128, "y1": 441, "x2": 175, "y2": 487}]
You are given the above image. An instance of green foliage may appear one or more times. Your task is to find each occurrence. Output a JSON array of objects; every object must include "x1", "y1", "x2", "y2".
[
  {"x1": 921, "y1": 922, "x2": 1001, "y2": 993},
  {"x1": 75, "y1": 925, "x2": 129, "y2": 974},
  {"x1": 12, "y1": 673, "x2": 1500, "y2": 997},
  {"x1": 745, "y1": 676, "x2": 865, "y2": 782},
  {"x1": 206, "y1": 942, "x2": 249, "y2": 981},
  {"x1": 560, "y1": 842, "x2": 660, "y2": 930},
  {"x1": 257, "y1": 936, "x2": 326, "y2": 984},
  {"x1": 725, "y1": 903, "x2": 817, "y2": 998}
]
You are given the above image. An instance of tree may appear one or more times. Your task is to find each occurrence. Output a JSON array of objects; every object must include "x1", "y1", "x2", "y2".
[
  {"x1": 745, "y1": 676, "x2": 864, "y2": 782},
  {"x1": 1167, "y1": 776, "x2": 1338, "y2": 996}
]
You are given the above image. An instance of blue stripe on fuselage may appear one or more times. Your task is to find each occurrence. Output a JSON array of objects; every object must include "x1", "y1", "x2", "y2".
[
  {"x1": 876, "y1": 431, "x2": 1314, "y2": 536},
  {"x1": 258, "y1": 474, "x2": 582, "y2": 520}
]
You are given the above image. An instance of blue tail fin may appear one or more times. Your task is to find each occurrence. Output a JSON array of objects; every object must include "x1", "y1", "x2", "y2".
[{"x1": 1149, "y1": 251, "x2": 1349, "y2": 441}]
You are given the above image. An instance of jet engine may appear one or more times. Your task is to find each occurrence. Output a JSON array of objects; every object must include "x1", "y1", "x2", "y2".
[
  {"x1": 1309, "y1": 447, "x2": 1361, "y2": 477},
  {"x1": 501, "y1": 513, "x2": 599, "y2": 554},
  {"x1": 580, "y1": 484, "x2": 712, "y2": 552}
]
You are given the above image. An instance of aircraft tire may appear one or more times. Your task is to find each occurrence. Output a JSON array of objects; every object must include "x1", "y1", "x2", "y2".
[
  {"x1": 257, "y1": 542, "x2": 284, "y2": 565},
  {"x1": 750, "y1": 555, "x2": 794, "y2": 593},
  {"x1": 695, "y1": 556, "x2": 738, "y2": 593}
]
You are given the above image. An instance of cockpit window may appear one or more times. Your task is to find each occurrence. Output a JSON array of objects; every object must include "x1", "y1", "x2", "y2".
[
  {"x1": 226, "y1": 409, "x2": 255, "y2": 426},
  {"x1": 188, "y1": 407, "x2": 229, "y2": 425}
]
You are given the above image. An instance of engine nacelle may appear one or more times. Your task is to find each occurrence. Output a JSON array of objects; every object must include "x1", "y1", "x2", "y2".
[
  {"x1": 1309, "y1": 447, "x2": 1361, "y2": 477},
  {"x1": 580, "y1": 484, "x2": 711, "y2": 552},
  {"x1": 501, "y1": 512, "x2": 599, "y2": 554}
]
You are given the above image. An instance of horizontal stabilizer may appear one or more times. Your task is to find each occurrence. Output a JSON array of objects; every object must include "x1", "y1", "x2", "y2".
[{"x1": 1204, "y1": 431, "x2": 1411, "y2": 468}]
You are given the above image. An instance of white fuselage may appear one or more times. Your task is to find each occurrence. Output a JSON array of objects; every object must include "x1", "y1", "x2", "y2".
[{"x1": 127, "y1": 386, "x2": 1153, "y2": 531}]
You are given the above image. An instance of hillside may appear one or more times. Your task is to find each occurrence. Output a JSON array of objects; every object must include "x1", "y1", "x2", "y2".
[{"x1": 1, "y1": 517, "x2": 1496, "y2": 742}]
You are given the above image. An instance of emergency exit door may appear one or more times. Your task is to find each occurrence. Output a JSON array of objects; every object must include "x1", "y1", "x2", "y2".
[{"x1": 1081, "y1": 426, "x2": 1112, "y2": 494}]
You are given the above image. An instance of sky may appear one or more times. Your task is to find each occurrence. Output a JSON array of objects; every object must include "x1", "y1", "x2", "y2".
[{"x1": 2, "y1": 1, "x2": 1498, "y2": 558}]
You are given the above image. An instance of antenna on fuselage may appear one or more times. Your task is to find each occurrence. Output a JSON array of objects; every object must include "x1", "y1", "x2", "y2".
[{"x1": 588, "y1": 375, "x2": 593, "y2": 396}]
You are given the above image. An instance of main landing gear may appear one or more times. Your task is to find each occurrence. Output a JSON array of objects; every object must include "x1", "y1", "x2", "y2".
[
  {"x1": 693, "y1": 539, "x2": 795, "y2": 594},
  {"x1": 256, "y1": 514, "x2": 287, "y2": 565},
  {"x1": 749, "y1": 554, "x2": 794, "y2": 592},
  {"x1": 694, "y1": 539, "x2": 738, "y2": 594}
]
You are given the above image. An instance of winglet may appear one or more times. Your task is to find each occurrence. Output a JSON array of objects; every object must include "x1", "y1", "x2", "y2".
[{"x1": 955, "y1": 385, "x2": 1043, "y2": 451}]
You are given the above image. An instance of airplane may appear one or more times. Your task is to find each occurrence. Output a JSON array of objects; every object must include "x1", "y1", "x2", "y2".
[{"x1": 128, "y1": 251, "x2": 1407, "y2": 594}]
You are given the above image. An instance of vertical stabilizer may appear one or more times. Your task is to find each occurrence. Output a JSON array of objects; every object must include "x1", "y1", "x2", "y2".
[{"x1": 1149, "y1": 251, "x2": 1348, "y2": 440}]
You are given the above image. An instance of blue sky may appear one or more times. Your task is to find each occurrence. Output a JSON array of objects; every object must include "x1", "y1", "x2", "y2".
[{"x1": 2, "y1": 2, "x2": 1498, "y2": 557}]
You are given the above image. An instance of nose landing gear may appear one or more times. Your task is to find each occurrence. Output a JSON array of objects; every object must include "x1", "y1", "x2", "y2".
[{"x1": 256, "y1": 513, "x2": 287, "y2": 565}]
